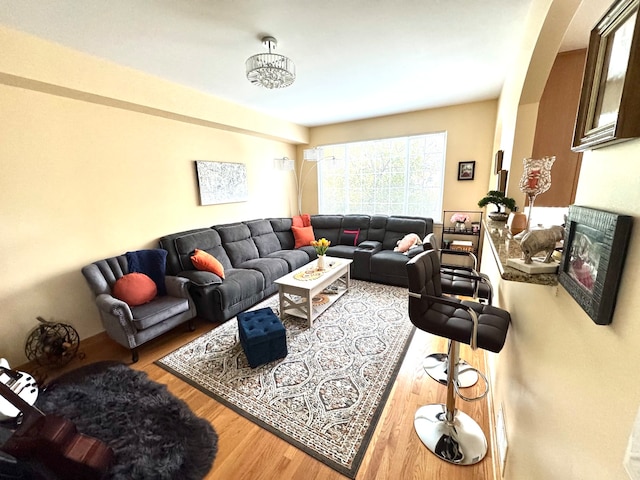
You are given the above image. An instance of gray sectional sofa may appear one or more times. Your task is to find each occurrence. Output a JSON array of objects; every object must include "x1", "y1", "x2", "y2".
[{"x1": 159, "y1": 214, "x2": 433, "y2": 323}]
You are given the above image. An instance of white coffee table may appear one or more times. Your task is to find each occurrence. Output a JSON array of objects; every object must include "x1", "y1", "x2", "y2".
[{"x1": 274, "y1": 256, "x2": 352, "y2": 327}]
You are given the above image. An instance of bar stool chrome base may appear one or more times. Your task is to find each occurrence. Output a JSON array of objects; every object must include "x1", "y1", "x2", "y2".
[
  {"x1": 424, "y1": 353, "x2": 479, "y2": 388},
  {"x1": 414, "y1": 404, "x2": 487, "y2": 465}
]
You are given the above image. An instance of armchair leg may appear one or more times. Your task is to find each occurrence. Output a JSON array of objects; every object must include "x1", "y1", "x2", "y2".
[
  {"x1": 188, "y1": 318, "x2": 196, "y2": 332},
  {"x1": 131, "y1": 348, "x2": 139, "y2": 363}
]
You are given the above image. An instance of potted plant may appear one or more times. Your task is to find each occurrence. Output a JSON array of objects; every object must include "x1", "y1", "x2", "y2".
[{"x1": 477, "y1": 190, "x2": 516, "y2": 221}]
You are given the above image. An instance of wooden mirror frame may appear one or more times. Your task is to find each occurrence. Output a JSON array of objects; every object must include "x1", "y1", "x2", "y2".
[{"x1": 572, "y1": 0, "x2": 640, "y2": 152}]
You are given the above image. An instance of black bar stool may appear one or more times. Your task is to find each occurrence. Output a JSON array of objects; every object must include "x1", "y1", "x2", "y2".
[
  {"x1": 423, "y1": 234, "x2": 494, "y2": 388},
  {"x1": 406, "y1": 250, "x2": 510, "y2": 465}
]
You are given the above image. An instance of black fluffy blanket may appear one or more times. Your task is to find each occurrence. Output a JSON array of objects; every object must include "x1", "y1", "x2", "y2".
[{"x1": 35, "y1": 361, "x2": 217, "y2": 480}]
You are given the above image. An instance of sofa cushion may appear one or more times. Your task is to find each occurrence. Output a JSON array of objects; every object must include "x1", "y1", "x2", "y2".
[
  {"x1": 270, "y1": 218, "x2": 295, "y2": 250},
  {"x1": 246, "y1": 219, "x2": 282, "y2": 257},
  {"x1": 341, "y1": 215, "x2": 370, "y2": 242},
  {"x1": 237, "y1": 258, "x2": 288, "y2": 284},
  {"x1": 339, "y1": 228, "x2": 360, "y2": 246},
  {"x1": 368, "y1": 215, "x2": 388, "y2": 242},
  {"x1": 173, "y1": 229, "x2": 233, "y2": 272},
  {"x1": 191, "y1": 249, "x2": 225, "y2": 278},
  {"x1": 130, "y1": 295, "x2": 191, "y2": 330},
  {"x1": 310, "y1": 215, "x2": 342, "y2": 245},
  {"x1": 215, "y1": 223, "x2": 260, "y2": 266},
  {"x1": 382, "y1": 217, "x2": 429, "y2": 250},
  {"x1": 266, "y1": 250, "x2": 310, "y2": 271},
  {"x1": 370, "y1": 250, "x2": 413, "y2": 286},
  {"x1": 216, "y1": 268, "x2": 265, "y2": 306},
  {"x1": 159, "y1": 228, "x2": 211, "y2": 275},
  {"x1": 292, "y1": 225, "x2": 315, "y2": 249},
  {"x1": 112, "y1": 273, "x2": 157, "y2": 306}
]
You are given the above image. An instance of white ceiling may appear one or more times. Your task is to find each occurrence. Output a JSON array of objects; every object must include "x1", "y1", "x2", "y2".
[{"x1": 0, "y1": 0, "x2": 611, "y2": 127}]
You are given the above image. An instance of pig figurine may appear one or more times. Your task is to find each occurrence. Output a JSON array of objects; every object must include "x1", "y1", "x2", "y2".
[{"x1": 519, "y1": 225, "x2": 564, "y2": 264}]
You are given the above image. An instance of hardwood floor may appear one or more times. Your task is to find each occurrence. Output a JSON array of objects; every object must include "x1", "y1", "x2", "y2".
[{"x1": 26, "y1": 317, "x2": 499, "y2": 480}]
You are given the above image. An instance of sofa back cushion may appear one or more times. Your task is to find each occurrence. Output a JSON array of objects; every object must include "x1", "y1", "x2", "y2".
[
  {"x1": 310, "y1": 215, "x2": 343, "y2": 245},
  {"x1": 340, "y1": 215, "x2": 370, "y2": 244},
  {"x1": 270, "y1": 218, "x2": 295, "y2": 250},
  {"x1": 245, "y1": 219, "x2": 281, "y2": 257},
  {"x1": 215, "y1": 223, "x2": 260, "y2": 266},
  {"x1": 173, "y1": 229, "x2": 233, "y2": 272},
  {"x1": 382, "y1": 216, "x2": 431, "y2": 250},
  {"x1": 159, "y1": 228, "x2": 213, "y2": 275},
  {"x1": 82, "y1": 255, "x2": 129, "y2": 297},
  {"x1": 368, "y1": 215, "x2": 389, "y2": 243}
]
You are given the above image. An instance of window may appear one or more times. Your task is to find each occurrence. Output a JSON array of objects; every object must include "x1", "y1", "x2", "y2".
[{"x1": 317, "y1": 133, "x2": 446, "y2": 220}]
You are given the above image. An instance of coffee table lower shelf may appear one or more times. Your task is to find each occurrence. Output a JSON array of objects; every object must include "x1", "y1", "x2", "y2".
[{"x1": 279, "y1": 280, "x2": 348, "y2": 326}]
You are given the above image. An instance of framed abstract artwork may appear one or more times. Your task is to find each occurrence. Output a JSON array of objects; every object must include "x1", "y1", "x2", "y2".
[
  {"x1": 558, "y1": 205, "x2": 632, "y2": 325},
  {"x1": 195, "y1": 161, "x2": 248, "y2": 205}
]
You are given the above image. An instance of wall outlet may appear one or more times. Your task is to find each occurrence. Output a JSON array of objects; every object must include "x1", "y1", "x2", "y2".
[
  {"x1": 623, "y1": 406, "x2": 640, "y2": 479},
  {"x1": 497, "y1": 403, "x2": 508, "y2": 476}
]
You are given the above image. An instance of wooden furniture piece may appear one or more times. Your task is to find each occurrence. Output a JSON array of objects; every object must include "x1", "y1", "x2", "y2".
[{"x1": 275, "y1": 257, "x2": 352, "y2": 327}]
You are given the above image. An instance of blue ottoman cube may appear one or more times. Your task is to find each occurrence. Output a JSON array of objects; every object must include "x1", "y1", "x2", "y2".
[{"x1": 237, "y1": 307, "x2": 287, "y2": 368}]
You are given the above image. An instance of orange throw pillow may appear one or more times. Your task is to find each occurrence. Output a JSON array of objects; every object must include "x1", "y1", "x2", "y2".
[
  {"x1": 292, "y1": 225, "x2": 315, "y2": 249},
  {"x1": 191, "y1": 249, "x2": 225, "y2": 279},
  {"x1": 112, "y1": 273, "x2": 157, "y2": 306}
]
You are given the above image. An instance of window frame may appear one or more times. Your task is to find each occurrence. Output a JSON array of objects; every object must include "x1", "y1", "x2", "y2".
[{"x1": 315, "y1": 132, "x2": 447, "y2": 220}]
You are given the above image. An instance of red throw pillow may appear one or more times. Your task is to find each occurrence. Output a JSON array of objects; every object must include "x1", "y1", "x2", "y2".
[
  {"x1": 112, "y1": 273, "x2": 157, "y2": 306},
  {"x1": 292, "y1": 225, "x2": 315, "y2": 249},
  {"x1": 191, "y1": 249, "x2": 225, "y2": 279}
]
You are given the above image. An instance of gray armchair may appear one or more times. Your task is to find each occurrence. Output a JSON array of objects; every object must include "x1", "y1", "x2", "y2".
[{"x1": 82, "y1": 255, "x2": 197, "y2": 362}]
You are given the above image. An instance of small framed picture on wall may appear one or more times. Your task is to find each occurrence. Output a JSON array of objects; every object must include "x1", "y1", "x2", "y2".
[
  {"x1": 494, "y1": 150, "x2": 504, "y2": 174},
  {"x1": 458, "y1": 161, "x2": 475, "y2": 181}
]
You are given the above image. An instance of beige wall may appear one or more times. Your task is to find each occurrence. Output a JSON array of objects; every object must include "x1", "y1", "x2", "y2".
[
  {"x1": 0, "y1": 28, "x2": 303, "y2": 365},
  {"x1": 485, "y1": 140, "x2": 640, "y2": 480},
  {"x1": 304, "y1": 101, "x2": 499, "y2": 221},
  {"x1": 485, "y1": 0, "x2": 640, "y2": 478}
]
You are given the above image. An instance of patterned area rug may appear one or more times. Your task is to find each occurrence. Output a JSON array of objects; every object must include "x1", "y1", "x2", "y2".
[{"x1": 156, "y1": 280, "x2": 414, "y2": 478}]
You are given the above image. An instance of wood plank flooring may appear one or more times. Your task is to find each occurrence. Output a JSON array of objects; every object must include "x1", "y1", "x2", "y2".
[{"x1": 25, "y1": 317, "x2": 499, "y2": 480}]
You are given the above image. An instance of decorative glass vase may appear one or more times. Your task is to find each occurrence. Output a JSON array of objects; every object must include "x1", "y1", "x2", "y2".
[
  {"x1": 454, "y1": 221, "x2": 466, "y2": 232},
  {"x1": 518, "y1": 156, "x2": 555, "y2": 233},
  {"x1": 317, "y1": 254, "x2": 326, "y2": 271}
]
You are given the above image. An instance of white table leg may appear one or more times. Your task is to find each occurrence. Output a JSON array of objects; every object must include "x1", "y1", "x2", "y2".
[{"x1": 278, "y1": 287, "x2": 284, "y2": 319}]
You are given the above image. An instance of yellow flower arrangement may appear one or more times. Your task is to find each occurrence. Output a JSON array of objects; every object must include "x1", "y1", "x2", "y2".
[{"x1": 311, "y1": 237, "x2": 331, "y2": 256}]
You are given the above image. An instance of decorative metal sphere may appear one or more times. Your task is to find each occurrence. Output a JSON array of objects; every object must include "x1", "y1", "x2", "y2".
[{"x1": 25, "y1": 317, "x2": 80, "y2": 367}]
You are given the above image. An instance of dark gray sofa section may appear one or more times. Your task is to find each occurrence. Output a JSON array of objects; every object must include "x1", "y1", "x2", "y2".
[{"x1": 159, "y1": 214, "x2": 432, "y2": 323}]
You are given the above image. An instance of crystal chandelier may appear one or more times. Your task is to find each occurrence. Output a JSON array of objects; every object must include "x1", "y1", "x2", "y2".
[{"x1": 246, "y1": 36, "x2": 295, "y2": 89}]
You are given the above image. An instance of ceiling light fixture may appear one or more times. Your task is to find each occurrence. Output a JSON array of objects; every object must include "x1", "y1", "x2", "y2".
[{"x1": 246, "y1": 36, "x2": 296, "y2": 89}]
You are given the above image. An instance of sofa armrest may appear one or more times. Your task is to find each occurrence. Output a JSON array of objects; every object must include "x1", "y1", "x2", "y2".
[
  {"x1": 177, "y1": 270, "x2": 223, "y2": 287},
  {"x1": 357, "y1": 240, "x2": 382, "y2": 252},
  {"x1": 406, "y1": 245, "x2": 427, "y2": 258},
  {"x1": 165, "y1": 275, "x2": 193, "y2": 297},
  {"x1": 94, "y1": 294, "x2": 138, "y2": 348},
  {"x1": 95, "y1": 293, "x2": 132, "y2": 319},
  {"x1": 352, "y1": 241, "x2": 382, "y2": 280}
]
